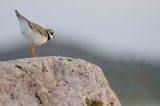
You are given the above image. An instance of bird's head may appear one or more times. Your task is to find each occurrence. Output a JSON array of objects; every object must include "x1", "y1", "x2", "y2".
[{"x1": 46, "y1": 29, "x2": 55, "y2": 40}]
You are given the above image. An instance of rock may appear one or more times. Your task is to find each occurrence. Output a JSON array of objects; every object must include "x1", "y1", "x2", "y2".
[{"x1": 0, "y1": 56, "x2": 121, "y2": 106}]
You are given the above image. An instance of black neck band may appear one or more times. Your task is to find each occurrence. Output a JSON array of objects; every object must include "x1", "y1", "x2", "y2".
[{"x1": 45, "y1": 30, "x2": 50, "y2": 41}]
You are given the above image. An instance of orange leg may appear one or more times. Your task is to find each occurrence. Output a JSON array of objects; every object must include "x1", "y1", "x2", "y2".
[{"x1": 31, "y1": 43, "x2": 36, "y2": 58}]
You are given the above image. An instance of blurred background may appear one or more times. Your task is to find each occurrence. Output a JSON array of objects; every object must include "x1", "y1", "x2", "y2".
[{"x1": 0, "y1": 0, "x2": 160, "y2": 105}]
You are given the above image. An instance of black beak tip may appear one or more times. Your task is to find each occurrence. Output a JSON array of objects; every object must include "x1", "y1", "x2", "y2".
[
  {"x1": 15, "y1": 10, "x2": 17, "y2": 13},
  {"x1": 53, "y1": 35, "x2": 55, "y2": 38}
]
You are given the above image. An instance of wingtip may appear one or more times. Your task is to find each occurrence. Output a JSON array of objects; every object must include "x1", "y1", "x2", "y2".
[{"x1": 15, "y1": 10, "x2": 17, "y2": 13}]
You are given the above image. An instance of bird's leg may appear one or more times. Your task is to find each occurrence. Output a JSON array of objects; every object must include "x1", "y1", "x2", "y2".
[{"x1": 31, "y1": 43, "x2": 36, "y2": 57}]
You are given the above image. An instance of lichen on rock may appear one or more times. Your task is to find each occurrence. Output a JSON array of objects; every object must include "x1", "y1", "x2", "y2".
[{"x1": 86, "y1": 98, "x2": 103, "y2": 106}]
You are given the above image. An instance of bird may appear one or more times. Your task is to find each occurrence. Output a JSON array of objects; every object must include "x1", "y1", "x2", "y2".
[{"x1": 15, "y1": 10, "x2": 55, "y2": 57}]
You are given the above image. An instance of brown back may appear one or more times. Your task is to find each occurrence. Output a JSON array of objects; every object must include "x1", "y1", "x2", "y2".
[{"x1": 29, "y1": 21, "x2": 49, "y2": 37}]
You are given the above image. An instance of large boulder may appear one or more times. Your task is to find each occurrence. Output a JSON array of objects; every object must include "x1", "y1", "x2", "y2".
[{"x1": 0, "y1": 56, "x2": 121, "y2": 106}]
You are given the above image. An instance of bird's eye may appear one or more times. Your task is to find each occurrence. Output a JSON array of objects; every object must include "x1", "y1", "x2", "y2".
[{"x1": 50, "y1": 31, "x2": 53, "y2": 35}]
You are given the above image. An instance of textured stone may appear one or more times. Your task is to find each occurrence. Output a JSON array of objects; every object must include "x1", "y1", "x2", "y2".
[{"x1": 0, "y1": 56, "x2": 121, "y2": 106}]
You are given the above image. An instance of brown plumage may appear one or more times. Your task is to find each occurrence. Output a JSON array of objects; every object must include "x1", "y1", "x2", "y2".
[{"x1": 29, "y1": 21, "x2": 49, "y2": 37}]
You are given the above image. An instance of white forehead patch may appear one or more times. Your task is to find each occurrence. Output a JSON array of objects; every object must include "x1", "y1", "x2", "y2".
[{"x1": 49, "y1": 33, "x2": 53, "y2": 38}]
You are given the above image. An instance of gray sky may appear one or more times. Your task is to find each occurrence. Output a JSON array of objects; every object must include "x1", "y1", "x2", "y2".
[{"x1": 0, "y1": 0, "x2": 160, "y2": 63}]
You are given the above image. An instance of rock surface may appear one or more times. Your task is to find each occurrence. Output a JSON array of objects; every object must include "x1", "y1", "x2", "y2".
[{"x1": 0, "y1": 56, "x2": 121, "y2": 106}]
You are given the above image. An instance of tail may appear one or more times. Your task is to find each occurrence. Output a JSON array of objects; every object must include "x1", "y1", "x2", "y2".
[
  {"x1": 15, "y1": 10, "x2": 31, "y2": 33},
  {"x1": 15, "y1": 10, "x2": 28, "y2": 21},
  {"x1": 15, "y1": 10, "x2": 23, "y2": 18}
]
